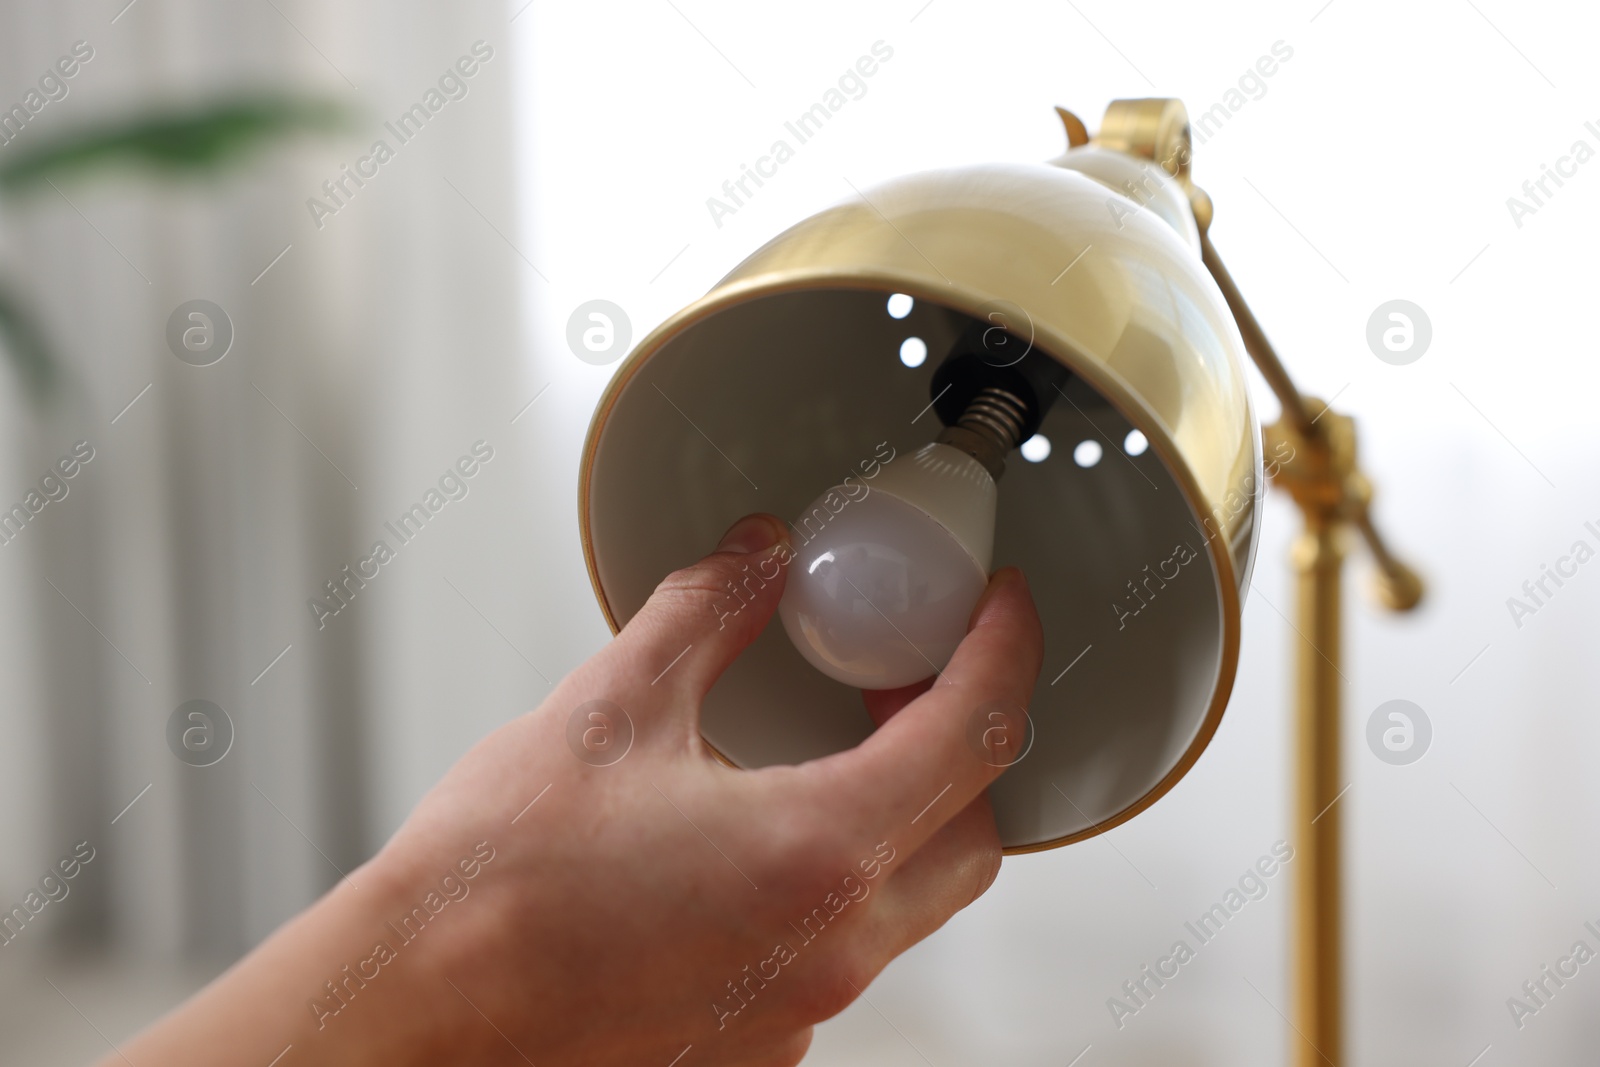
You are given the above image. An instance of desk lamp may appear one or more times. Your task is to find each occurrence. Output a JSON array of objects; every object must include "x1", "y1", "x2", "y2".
[{"x1": 581, "y1": 98, "x2": 1421, "y2": 1065}]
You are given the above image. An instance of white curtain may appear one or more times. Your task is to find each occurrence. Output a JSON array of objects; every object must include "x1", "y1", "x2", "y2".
[{"x1": 0, "y1": 0, "x2": 564, "y2": 976}]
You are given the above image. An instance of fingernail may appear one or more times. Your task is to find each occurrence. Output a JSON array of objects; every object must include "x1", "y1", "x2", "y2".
[
  {"x1": 974, "y1": 566, "x2": 1026, "y2": 614},
  {"x1": 717, "y1": 514, "x2": 782, "y2": 555},
  {"x1": 986, "y1": 566, "x2": 1022, "y2": 593}
]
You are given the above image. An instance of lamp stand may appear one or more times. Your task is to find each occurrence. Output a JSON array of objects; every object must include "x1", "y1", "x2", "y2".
[
  {"x1": 1290, "y1": 509, "x2": 1347, "y2": 1066},
  {"x1": 1080, "y1": 99, "x2": 1425, "y2": 1065},
  {"x1": 1274, "y1": 407, "x2": 1354, "y2": 1067}
]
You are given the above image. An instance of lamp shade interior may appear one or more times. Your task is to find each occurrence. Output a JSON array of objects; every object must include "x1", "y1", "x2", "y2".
[{"x1": 585, "y1": 286, "x2": 1232, "y2": 851}]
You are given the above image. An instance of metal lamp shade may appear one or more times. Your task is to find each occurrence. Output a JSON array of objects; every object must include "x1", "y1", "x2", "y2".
[{"x1": 580, "y1": 159, "x2": 1262, "y2": 852}]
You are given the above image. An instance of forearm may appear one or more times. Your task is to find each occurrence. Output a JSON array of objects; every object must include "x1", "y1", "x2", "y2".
[{"x1": 108, "y1": 852, "x2": 482, "y2": 1067}]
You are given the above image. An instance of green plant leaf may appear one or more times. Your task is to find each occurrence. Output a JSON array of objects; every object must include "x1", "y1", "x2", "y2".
[
  {"x1": 0, "y1": 94, "x2": 354, "y2": 406},
  {"x1": 0, "y1": 281, "x2": 57, "y2": 402},
  {"x1": 0, "y1": 95, "x2": 354, "y2": 192}
]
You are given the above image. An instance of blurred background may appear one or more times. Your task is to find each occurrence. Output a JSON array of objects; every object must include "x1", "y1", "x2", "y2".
[{"x1": 1, "y1": 0, "x2": 1596, "y2": 1063}]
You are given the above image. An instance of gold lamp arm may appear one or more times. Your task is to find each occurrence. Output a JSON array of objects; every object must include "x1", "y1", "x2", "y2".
[
  {"x1": 1198, "y1": 227, "x2": 1424, "y2": 611},
  {"x1": 1085, "y1": 97, "x2": 1423, "y2": 606},
  {"x1": 1198, "y1": 230, "x2": 1318, "y2": 436}
]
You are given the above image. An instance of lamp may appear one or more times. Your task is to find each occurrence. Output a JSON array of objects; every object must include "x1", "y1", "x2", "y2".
[
  {"x1": 583, "y1": 97, "x2": 1424, "y2": 1064},
  {"x1": 581, "y1": 97, "x2": 1262, "y2": 853}
]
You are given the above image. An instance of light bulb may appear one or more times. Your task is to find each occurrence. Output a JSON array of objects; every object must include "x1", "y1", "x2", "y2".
[{"x1": 779, "y1": 442, "x2": 998, "y2": 689}]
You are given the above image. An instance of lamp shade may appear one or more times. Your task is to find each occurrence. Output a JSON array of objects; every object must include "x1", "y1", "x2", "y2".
[{"x1": 580, "y1": 149, "x2": 1262, "y2": 852}]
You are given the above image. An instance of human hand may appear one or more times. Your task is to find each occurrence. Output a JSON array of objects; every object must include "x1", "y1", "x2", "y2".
[{"x1": 113, "y1": 513, "x2": 1043, "y2": 1067}]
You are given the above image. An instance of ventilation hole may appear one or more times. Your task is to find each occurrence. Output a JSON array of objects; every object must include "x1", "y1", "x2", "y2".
[
  {"x1": 1073, "y1": 439, "x2": 1102, "y2": 468},
  {"x1": 1020, "y1": 434, "x2": 1051, "y2": 462},
  {"x1": 899, "y1": 336, "x2": 927, "y2": 368},
  {"x1": 1124, "y1": 428, "x2": 1149, "y2": 456},
  {"x1": 886, "y1": 293, "x2": 914, "y2": 320}
]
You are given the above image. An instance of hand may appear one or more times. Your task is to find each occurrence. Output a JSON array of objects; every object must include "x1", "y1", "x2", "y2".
[{"x1": 114, "y1": 513, "x2": 1043, "y2": 1067}]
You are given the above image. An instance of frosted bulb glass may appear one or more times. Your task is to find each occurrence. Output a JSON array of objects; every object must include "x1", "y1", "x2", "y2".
[{"x1": 779, "y1": 444, "x2": 996, "y2": 689}]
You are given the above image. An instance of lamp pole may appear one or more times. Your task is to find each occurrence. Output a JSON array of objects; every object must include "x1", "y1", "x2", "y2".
[
  {"x1": 1291, "y1": 505, "x2": 1347, "y2": 1066},
  {"x1": 1274, "y1": 405, "x2": 1354, "y2": 1067},
  {"x1": 1079, "y1": 97, "x2": 1424, "y2": 1066}
]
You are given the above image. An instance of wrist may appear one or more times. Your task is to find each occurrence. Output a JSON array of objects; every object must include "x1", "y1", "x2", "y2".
[
  {"x1": 115, "y1": 845, "x2": 491, "y2": 1067},
  {"x1": 292, "y1": 844, "x2": 498, "y2": 1066}
]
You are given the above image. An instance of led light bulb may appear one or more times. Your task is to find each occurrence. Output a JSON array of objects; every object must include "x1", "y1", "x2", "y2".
[{"x1": 779, "y1": 442, "x2": 998, "y2": 689}]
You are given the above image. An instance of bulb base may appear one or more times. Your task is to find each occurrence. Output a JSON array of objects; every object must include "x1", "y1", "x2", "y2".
[{"x1": 936, "y1": 386, "x2": 1029, "y2": 479}]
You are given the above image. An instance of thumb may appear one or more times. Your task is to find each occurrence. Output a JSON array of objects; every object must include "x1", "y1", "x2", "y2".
[{"x1": 609, "y1": 513, "x2": 792, "y2": 705}]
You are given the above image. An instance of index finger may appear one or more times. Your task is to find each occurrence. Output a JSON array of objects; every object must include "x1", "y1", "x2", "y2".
[{"x1": 805, "y1": 566, "x2": 1043, "y2": 857}]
